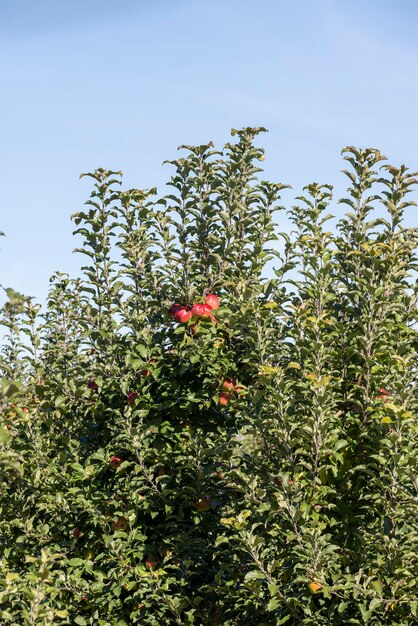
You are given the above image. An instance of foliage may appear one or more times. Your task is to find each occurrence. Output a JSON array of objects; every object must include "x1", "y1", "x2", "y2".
[{"x1": 0, "y1": 129, "x2": 417, "y2": 625}]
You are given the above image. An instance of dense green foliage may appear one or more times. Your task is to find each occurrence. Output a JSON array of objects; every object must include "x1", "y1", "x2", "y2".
[{"x1": 1, "y1": 128, "x2": 417, "y2": 625}]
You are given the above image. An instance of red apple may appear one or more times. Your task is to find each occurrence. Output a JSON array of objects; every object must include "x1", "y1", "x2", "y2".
[
  {"x1": 195, "y1": 496, "x2": 211, "y2": 511},
  {"x1": 205, "y1": 294, "x2": 220, "y2": 310},
  {"x1": 22, "y1": 407, "x2": 29, "y2": 413},
  {"x1": 141, "y1": 357, "x2": 158, "y2": 376},
  {"x1": 127, "y1": 391, "x2": 138, "y2": 404},
  {"x1": 168, "y1": 303, "x2": 182, "y2": 318},
  {"x1": 72, "y1": 527, "x2": 82, "y2": 538},
  {"x1": 110, "y1": 456, "x2": 123, "y2": 470},
  {"x1": 191, "y1": 303, "x2": 212, "y2": 317},
  {"x1": 176, "y1": 307, "x2": 192, "y2": 323},
  {"x1": 218, "y1": 391, "x2": 231, "y2": 406},
  {"x1": 87, "y1": 379, "x2": 98, "y2": 391},
  {"x1": 222, "y1": 378, "x2": 235, "y2": 391},
  {"x1": 145, "y1": 557, "x2": 157, "y2": 569}
]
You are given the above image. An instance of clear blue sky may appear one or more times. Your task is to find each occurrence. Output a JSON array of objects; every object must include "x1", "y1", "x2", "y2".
[{"x1": 1, "y1": 0, "x2": 418, "y2": 303}]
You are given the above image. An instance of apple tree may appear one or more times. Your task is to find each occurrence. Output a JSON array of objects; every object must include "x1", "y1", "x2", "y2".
[{"x1": 0, "y1": 129, "x2": 417, "y2": 625}]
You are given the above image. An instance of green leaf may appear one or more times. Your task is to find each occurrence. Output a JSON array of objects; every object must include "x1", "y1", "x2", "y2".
[
  {"x1": 267, "y1": 597, "x2": 280, "y2": 611},
  {"x1": 0, "y1": 427, "x2": 11, "y2": 445},
  {"x1": 244, "y1": 570, "x2": 265, "y2": 581},
  {"x1": 369, "y1": 598, "x2": 382, "y2": 611}
]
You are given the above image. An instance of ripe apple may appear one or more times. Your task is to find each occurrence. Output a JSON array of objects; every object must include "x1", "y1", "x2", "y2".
[
  {"x1": 191, "y1": 303, "x2": 212, "y2": 317},
  {"x1": 222, "y1": 378, "x2": 235, "y2": 391},
  {"x1": 87, "y1": 379, "x2": 98, "y2": 391},
  {"x1": 308, "y1": 581, "x2": 322, "y2": 593},
  {"x1": 218, "y1": 391, "x2": 231, "y2": 406},
  {"x1": 377, "y1": 387, "x2": 391, "y2": 401},
  {"x1": 72, "y1": 527, "x2": 82, "y2": 538},
  {"x1": 176, "y1": 307, "x2": 192, "y2": 323},
  {"x1": 168, "y1": 303, "x2": 182, "y2": 318},
  {"x1": 22, "y1": 407, "x2": 29, "y2": 413},
  {"x1": 205, "y1": 294, "x2": 220, "y2": 310},
  {"x1": 145, "y1": 557, "x2": 158, "y2": 569},
  {"x1": 195, "y1": 496, "x2": 211, "y2": 511},
  {"x1": 110, "y1": 456, "x2": 123, "y2": 470},
  {"x1": 127, "y1": 391, "x2": 138, "y2": 404}
]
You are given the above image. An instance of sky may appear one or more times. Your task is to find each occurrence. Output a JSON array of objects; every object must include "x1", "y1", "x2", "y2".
[{"x1": 1, "y1": 0, "x2": 418, "y2": 304}]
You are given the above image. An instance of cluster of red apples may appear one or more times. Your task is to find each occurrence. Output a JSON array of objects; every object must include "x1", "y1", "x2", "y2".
[
  {"x1": 168, "y1": 293, "x2": 220, "y2": 324},
  {"x1": 219, "y1": 377, "x2": 243, "y2": 406}
]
